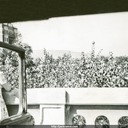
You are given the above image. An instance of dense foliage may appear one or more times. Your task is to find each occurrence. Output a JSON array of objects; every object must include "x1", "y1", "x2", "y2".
[
  {"x1": 25, "y1": 50, "x2": 128, "y2": 88},
  {"x1": 1, "y1": 39, "x2": 128, "y2": 88},
  {"x1": 2, "y1": 34, "x2": 34, "y2": 88}
]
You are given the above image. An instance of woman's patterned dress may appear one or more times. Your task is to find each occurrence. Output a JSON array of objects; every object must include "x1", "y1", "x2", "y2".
[{"x1": 0, "y1": 72, "x2": 9, "y2": 120}]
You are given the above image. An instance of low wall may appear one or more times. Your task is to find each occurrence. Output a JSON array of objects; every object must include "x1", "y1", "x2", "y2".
[
  {"x1": 27, "y1": 88, "x2": 66, "y2": 125},
  {"x1": 6, "y1": 88, "x2": 128, "y2": 125}
]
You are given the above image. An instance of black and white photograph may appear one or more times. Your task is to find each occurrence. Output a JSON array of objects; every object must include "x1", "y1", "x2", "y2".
[{"x1": 0, "y1": 0, "x2": 128, "y2": 127}]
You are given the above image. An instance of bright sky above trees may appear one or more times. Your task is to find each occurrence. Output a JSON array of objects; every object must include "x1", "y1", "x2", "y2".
[{"x1": 14, "y1": 12, "x2": 128, "y2": 57}]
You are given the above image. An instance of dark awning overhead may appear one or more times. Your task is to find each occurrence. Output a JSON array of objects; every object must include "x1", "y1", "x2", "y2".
[{"x1": 0, "y1": 0, "x2": 128, "y2": 23}]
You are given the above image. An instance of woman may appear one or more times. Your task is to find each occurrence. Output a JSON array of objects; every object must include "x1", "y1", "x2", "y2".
[
  {"x1": 0, "y1": 73, "x2": 10, "y2": 120},
  {"x1": 0, "y1": 49, "x2": 11, "y2": 120}
]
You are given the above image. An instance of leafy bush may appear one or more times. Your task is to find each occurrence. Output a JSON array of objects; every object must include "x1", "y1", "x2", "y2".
[
  {"x1": 1, "y1": 39, "x2": 128, "y2": 88},
  {"x1": 25, "y1": 49, "x2": 128, "y2": 88}
]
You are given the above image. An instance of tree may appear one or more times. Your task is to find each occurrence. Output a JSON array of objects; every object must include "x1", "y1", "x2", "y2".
[{"x1": 2, "y1": 30, "x2": 34, "y2": 88}]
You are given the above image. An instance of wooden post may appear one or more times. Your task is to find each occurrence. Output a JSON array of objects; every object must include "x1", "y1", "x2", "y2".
[{"x1": 18, "y1": 53, "x2": 27, "y2": 114}]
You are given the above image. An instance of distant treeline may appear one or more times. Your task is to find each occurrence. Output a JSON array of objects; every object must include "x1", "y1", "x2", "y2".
[
  {"x1": 2, "y1": 42, "x2": 128, "y2": 88},
  {"x1": 26, "y1": 50, "x2": 128, "y2": 88}
]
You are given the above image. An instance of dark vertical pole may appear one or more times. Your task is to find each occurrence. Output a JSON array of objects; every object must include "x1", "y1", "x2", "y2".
[{"x1": 18, "y1": 52, "x2": 27, "y2": 114}]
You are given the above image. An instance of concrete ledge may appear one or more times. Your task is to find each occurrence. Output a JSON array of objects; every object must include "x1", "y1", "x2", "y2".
[
  {"x1": 4, "y1": 88, "x2": 128, "y2": 105},
  {"x1": 27, "y1": 88, "x2": 66, "y2": 104},
  {"x1": 66, "y1": 88, "x2": 128, "y2": 105},
  {"x1": 26, "y1": 88, "x2": 128, "y2": 105}
]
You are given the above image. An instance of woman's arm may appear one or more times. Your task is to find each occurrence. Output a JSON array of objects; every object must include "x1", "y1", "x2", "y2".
[{"x1": 2, "y1": 83, "x2": 12, "y2": 92}]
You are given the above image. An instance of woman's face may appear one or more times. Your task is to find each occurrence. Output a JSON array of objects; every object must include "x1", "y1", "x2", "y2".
[
  {"x1": 0, "y1": 54, "x2": 4, "y2": 65},
  {"x1": 0, "y1": 51, "x2": 6, "y2": 70}
]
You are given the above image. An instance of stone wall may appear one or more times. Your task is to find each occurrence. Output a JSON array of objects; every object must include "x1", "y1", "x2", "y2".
[{"x1": 6, "y1": 88, "x2": 128, "y2": 125}]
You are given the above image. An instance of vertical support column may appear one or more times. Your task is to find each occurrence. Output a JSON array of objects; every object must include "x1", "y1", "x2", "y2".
[{"x1": 18, "y1": 52, "x2": 27, "y2": 114}]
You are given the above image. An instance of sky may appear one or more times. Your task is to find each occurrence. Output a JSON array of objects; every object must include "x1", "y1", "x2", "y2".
[{"x1": 13, "y1": 12, "x2": 128, "y2": 57}]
